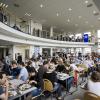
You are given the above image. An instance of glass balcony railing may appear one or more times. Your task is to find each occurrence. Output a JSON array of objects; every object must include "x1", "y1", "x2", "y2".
[{"x1": 0, "y1": 8, "x2": 92, "y2": 42}]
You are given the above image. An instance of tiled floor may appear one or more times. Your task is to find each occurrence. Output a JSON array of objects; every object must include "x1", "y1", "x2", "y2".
[{"x1": 46, "y1": 86, "x2": 85, "y2": 100}]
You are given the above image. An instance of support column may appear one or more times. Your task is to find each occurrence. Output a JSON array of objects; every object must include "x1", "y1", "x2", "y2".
[
  {"x1": 74, "y1": 48, "x2": 76, "y2": 56},
  {"x1": 50, "y1": 48, "x2": 53, "y2": 57},
  {"x1": 50, "y1": 26, "x2": 53, "y2": 37},
  {"x1": 81, "y1": 48, "x2": 84, "y2": 55},
  {"x1": 29, "y1": 46, "x2": 34, "y2": 58},
  {"x1": 12, "y1": 45, "x2": 16, "y2": 60}
]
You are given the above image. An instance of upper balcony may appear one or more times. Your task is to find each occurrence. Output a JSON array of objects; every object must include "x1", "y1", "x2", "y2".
[{"x1": 0, "y1": 9, "x2": 94, "y2": 48}]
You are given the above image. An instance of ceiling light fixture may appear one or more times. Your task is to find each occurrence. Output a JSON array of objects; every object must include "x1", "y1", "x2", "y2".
[
  {"x1": 93, "y1": 10, "x2": 96, "y2": 14},
  {"x1": 0, "y1": 3, "x2": 3, "y2": 6},
  {"x1": 85, "y1": 1, "x2": 89, "y2": 4},
  {"x1": 93, "y1": 11, "x2": 99, "y2": 16},
  {"x1": 56, "y1": 13, "x2": 59, "y2": 16},
  {"x1": 68, "y1": 8, "x2": 72, "y2": 11},
  {"x1": 5, "y1": 5, "x2": 8, "y2": 8},
  {"x1": 0, "y1": 2, "x2": 8, "y2": 8},
  {"x1": 78, "y1": 16, "x2": 82, "y2": 19},
  {"x1": 67, "y1": 19, "x2": 70, "y2": 22},
  {"x1": 40, "y1": 4, "x2": 44, "y2": 8},
  {"x1": 3, "y1": 4, "x2": 5, "y2": 7}
]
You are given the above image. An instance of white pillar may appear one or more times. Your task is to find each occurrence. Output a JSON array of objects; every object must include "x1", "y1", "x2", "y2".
[
  {"x1": 81, "y1": 48, "x2": 84, "y2": 55},
  {"x1": 12, "y1": 45, "x2": 16, "y2": 60},
  {"x1": 3, "y1": 48, "x2": 6, "y2": 57},
  {"x1": 50, "y1": 27, "x2": 53, "y2": 37},
  {"x1": 50, "y1": 48, "x2": 53, "y2": 57},
  {"x1": 29, "y1": 46, "x2": 34, "y2": 58}
]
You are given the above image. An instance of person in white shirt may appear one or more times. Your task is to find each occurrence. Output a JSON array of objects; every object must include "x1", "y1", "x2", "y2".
[
  {"x1": 88, "y1": 71, "x2": 100, "y2": 96},
  {"x1": 83, "y1": 56, "x2": 94, "y2": 68},
  {"x1": 70, "y1": 63, "x2": 79, "y2": 72},
  {"x1": 32, "y1": 59, "x2": 39, "y2": 72},
  {"x1": 18, "y1": 62, "x2": 29, "y2": 81},
  {"x1": 5, "y1": 54, "x2": 11, "y2": 65}
]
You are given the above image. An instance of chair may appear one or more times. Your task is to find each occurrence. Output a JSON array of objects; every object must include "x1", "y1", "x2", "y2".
[
  {"x1": 43, "y1": 79, "x2": 55, "y2": 100},
  {"x1": 84, "y1": 92, "x2": 100, "y2": 100}
]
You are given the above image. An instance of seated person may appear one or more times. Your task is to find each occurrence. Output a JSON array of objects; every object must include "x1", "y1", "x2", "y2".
[
  {"x1": 18, "y1": 62, "x2": 29, "y2": 81},
  {"x1": 70, "y1": 62, "x2": 79, "y2": 72},
  {"x1": 56, "y1": 58, "x2": 67, "y2": 73},
  {"x1": 26, "y1": 61, "x2": 35, "y2": 73},
  {"x1": 0, "y1": 72, "x2": 8, "y2": 100},
  {"x1": 28, "y1": 65, "x2": 37, "y2": 85},
  {"x1": 43, "y1": 64, "x2": 62, "y2": 100},
  {"x1": 88, "y1": 71, "x2": 100, "y2": 96},
  {"x1": 11, "y1": 60, "x2": 21, "y2": 79},
  {"x1": 29, "y1": 61, "x2": 49, "y2": 98}
]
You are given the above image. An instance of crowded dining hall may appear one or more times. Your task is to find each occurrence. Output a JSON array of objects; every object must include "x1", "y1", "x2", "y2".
[
  {"x1": 0, "y1": 0, "x2": 100, "y2": 100},
  {"x1": 0, "y1": 52, "x2": 100, "y2": 100}
]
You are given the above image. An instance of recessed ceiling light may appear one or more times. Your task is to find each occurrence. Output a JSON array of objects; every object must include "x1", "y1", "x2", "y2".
[
  {"x1": 40, "y1": 4, "x2": 44, "y2": 8},
  {"x1": 67, "y1": 19, "x2": 70, "y2": 22},
  {"x1": 3, "y1": 4, "x2": 5, "y2": 7},
  {"x1": 93, "y1": 10, "x2": 97, "y2": 14},
  {"x1": 68, "y1": 8, "x2": 72, "y2": 11},
  {"x1": 78, "y1": 16, "x2": 82, "y2": 19},
  {"x1": 85, "y1": 1, "x2": 89, "y2": 4},
  {"x1": 0, "y1": 3, "x2": 3, "y2": 6},
  {"x1": 93, "y1": 11, "x2": 99, "y2": 16},
  {"x1": 5, "y1": 5, "x2": 8, "y2": 8},
  {"x1": 0, "y1": 3, "x2": 8, "y2": 8},
  {"x1": 56, "y1": 13, "x2": 59, "y2": 16}
]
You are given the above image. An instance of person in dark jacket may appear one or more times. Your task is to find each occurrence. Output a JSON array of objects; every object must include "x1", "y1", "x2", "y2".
[
  {"x1": 31, "y1": 60, "x2": 49, "y2": 97},
  {"x1": 56, "y1": 58, "x2": 67, "y2": 73}
]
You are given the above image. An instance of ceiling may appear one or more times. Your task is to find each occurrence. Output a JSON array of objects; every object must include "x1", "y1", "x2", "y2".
[{"x1": 2, "y1": 0, "x2": 100, "y2": 33}]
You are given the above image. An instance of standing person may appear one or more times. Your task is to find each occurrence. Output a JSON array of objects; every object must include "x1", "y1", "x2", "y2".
[
  {"x1": 17, "y1": 53, "x2": 22, "y2": 64},
  {"x1": 4, "y1": 54, "x2": 11, "y2": 66}
]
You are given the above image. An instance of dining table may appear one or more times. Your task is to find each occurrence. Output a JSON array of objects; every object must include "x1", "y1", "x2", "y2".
[
  {"x1": 8, "y1": 79, "x2": 37, "y2": 100},
  {"x1": 56, "y1": 72, "x2": 74, "y2": 93}
]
